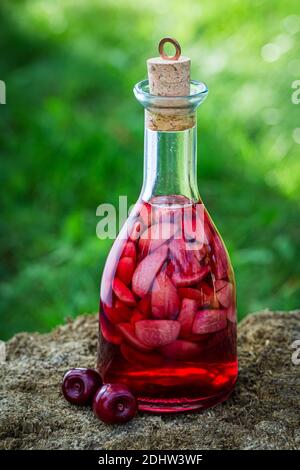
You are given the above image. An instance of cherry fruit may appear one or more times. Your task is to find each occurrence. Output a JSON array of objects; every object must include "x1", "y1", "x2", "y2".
[
  {"x1": 93, "y1": 383, "x2": 137, "y2": 424},
  {"x1": 62, "y1": 368, "x2": 102, "y2": 405}
]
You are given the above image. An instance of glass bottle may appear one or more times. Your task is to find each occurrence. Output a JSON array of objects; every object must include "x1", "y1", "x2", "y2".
[{"x1": 98, "y1": 70, "x2": 238, "y2": 413}]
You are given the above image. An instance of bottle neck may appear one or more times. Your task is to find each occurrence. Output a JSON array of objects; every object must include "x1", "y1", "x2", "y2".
[{"x1": 140, "y1": 113, "x2": 199, "y2": 202}]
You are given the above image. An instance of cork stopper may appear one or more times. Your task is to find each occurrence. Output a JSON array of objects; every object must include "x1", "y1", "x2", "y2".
[
  {"x1": 146, "y1": 38, "x2": 194, "y2": 131},
  {"x1": 147, "y1": 38, "x2": 190, "y2": 96}
]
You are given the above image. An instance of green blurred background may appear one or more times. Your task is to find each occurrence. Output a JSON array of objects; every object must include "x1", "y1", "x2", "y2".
[{"x1": 1, "y1": 0, "x2": 300, "y2": 340}]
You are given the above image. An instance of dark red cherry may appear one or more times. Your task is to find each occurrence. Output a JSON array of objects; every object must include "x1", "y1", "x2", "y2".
[
  {"x1": 62, "y1": 368, "x2": 102, "y2": 405},
  {"x1": 93, "y1": 383, "x2": 137, "y2": 424}
]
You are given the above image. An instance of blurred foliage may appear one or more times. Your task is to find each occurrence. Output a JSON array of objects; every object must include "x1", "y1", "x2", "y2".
[{"x1": 0, "y1": 0, "x2": 300, "y2": 339}]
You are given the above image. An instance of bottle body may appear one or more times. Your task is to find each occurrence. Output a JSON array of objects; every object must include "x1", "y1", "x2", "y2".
[{"x1": 98, "y1": 195, "x2": 237, "y2": 412}]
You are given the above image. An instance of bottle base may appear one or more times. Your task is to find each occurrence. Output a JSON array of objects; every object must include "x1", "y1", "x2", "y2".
[{"x1": 137, "y1": 385, "x2": 235, "y2": 413}]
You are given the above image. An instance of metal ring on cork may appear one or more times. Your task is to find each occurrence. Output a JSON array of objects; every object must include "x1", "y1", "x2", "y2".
[{"x1": 158, "y1": 37, "x2": 181, "y2": 61}]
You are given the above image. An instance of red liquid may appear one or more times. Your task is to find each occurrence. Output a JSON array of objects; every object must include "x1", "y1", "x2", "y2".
[{"x1": 98, "y1": 196, "x2": 238, "y2": 412}]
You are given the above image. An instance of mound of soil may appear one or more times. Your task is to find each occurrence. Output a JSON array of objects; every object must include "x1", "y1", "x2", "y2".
[{"x1": 0, "y1": 310, "x2": 299, "y2": 450}]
